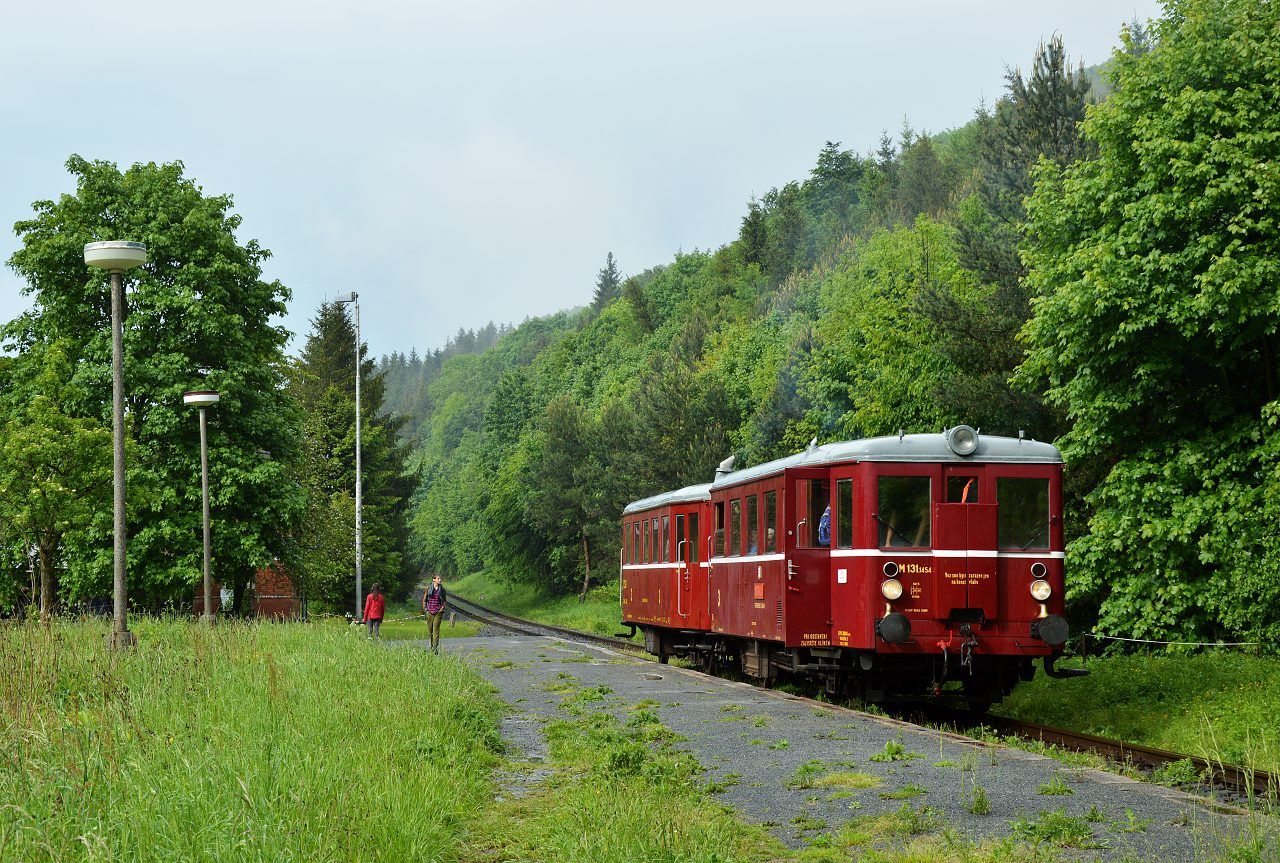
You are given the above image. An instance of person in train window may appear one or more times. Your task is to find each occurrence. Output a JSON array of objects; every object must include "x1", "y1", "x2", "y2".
[{"x1": 817, "y1": 505, "x2": 831, "y2": 547}]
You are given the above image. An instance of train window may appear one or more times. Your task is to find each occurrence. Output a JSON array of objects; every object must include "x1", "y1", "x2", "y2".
[
  {"x1": 877, "y1": 476, "x2": 931, "y2": 548},
  {"x1": 662, "y1": 516, "x2": 670, "y2": 563},
  {"x1": 729, "y1": 499, "x2": 742, "y2": 556},
  {"x1": 997, "y1": 477, "x2": 1050, "y2": 549},
  {"x1": 641, "y1": 520, "x2": 649, "y2": 563},
  {"x1": 764, "y1": 491, "x2": 777, "y2": 552},
  {"x1": 746, "y1": 495, "x2": 759, "y2": 554},
  {"x1": 689, "y1": 512, "x2": 700, "y2": 562},
  {"x1": 624, "y1": 521, "x2": 631, "y2": 565},
  {"x1": 675, "y1": 514, "x2": 686, "y2": 561},
  {"x1": 762, "y1": 486, "x2": 773, "y2": 548},
  {"x1": 633, "y1": 521, "x2": 641, "y2": 564},
  {"x1": 714, "y1": 502, "x2": 725, "y2": 557},
  {"x1": 947, "y1": 476, "x2": 980, "y2": 503},
  {"x1": 836, "y1": 478, "x2": 853, "y2": 548},
  {"x1": 651, "y1": 518, "x2": 660, "y2": 564},
  {"x1": 797, "y1": 479, "x2": 830, "y2": 548}
]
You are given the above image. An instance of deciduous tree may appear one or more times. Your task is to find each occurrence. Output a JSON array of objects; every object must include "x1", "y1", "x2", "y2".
[
  {"x1": 4, "y1": 156, "x2": 304, "y2": 610},
  {"x1": 1020, "y1": 0, "x2": 1280, "y2": 640}
]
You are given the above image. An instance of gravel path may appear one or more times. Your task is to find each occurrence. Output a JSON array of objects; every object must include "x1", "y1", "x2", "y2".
[{"x1": 436, "y1": 634, "x2": 1260, "y2": 860}]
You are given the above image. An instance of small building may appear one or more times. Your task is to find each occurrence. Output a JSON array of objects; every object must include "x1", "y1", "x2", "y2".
[
  {"x1": 254, "y1": 561, "x2": 301, "y2": 619},
  {"x1": 192, "y1": 561, "x2": 301, "y2": 619}
]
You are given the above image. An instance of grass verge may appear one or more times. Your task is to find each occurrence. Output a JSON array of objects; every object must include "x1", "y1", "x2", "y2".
[
  {"x1": 996, "y1": 650, "x2": 1280, "y2": 775},
  {"x1": 0, "y1": 617, "x2": 501, "y2": 862}
]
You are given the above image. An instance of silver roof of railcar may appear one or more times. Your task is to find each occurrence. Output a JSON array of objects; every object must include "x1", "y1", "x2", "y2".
[
  {"x1": 623, "y1": 482, "x2": 713, "y2": 515},
  {"x1": 710, "y1": 432, "x2": 1062, "y2": 491}
]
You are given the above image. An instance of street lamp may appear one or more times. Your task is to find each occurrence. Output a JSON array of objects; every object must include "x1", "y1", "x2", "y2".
[
  {"x1": 184, "y1": 390, "x2": 220, "y2": 624},
  {"x1": 333, "y1": 291, "x2": 363, "y2": 621},
  {"x1": 84, "y1": 240, "x2": 147, "y2": 650}
]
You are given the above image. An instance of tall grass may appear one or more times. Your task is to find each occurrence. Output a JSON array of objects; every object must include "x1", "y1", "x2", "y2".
[{"x1": 0, "y1": 617, "x2": 501, "y2": 862}]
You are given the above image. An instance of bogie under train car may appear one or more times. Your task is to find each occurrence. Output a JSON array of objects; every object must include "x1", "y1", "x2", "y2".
[{"x1": 620, "y1": 427, "x2": 1079, "y2": 708}]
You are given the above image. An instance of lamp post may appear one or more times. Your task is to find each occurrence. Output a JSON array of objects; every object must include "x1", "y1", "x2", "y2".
[
  {"x1": 84, "y1": 240, "x2": 147, "y2": 650},
  {"x1": 184, "y1": 390, "x2": 220, "y2": 624},
  {"x1": 333, "y1": 292, "x2": 362, "y2": 620}
]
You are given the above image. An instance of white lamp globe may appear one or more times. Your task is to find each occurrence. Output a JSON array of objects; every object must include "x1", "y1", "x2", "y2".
[{"x1": 84, "y1": 241, "x2": 148, "y2": 273}]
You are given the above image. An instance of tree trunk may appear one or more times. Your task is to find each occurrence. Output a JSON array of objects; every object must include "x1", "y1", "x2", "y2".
[
  {"x1": 37, "y1": 539, "x2": 57, "y2": 622},
  {"x1": 580, "y1": 532, "x2": 592, "y2": 602}
]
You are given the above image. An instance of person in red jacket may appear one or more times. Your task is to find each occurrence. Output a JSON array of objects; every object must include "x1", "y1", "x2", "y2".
[{"x1": 364, "y1": 583, "x2": 386, "y2": 638}]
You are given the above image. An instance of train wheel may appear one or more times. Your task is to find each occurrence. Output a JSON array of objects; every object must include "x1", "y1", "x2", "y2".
[{"x1": 702, "y1": 652, "x2": 718, "y2": 675}]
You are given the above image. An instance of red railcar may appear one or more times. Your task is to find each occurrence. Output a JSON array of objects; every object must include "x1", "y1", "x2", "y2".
[{"x1": 620, "y1": 427, "x2": 1077, "y2": 707}]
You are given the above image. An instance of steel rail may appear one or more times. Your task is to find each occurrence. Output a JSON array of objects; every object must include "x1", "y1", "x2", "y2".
[
  {"x1": 447, "y1": 594, "x2": 1277, "y2": 802},
  {"x1": 448, "y1": 594, "x2": 641, "y2": 652},
  {"x1": 968, "y1": 714, "x2": 1278, "y2": 802}
]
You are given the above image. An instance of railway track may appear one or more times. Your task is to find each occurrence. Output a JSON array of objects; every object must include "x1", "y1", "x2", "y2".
[
  {"x1": 959, "y1": 714, "x2": 1278, "y2": 803},
  {"x1": 448, "y1": 594, "x2": 641, "y2": 653},
  {"x1": 448, "y1": 593, "x2": 1278, "y2": 803}
]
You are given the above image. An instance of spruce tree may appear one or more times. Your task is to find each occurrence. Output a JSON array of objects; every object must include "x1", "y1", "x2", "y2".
[
  {"x1": 591, "y1": 252, "x2": 622, "y2": 312},
  {"x1": 290, "y1": 302, "x2": 414, "y2": 606}
]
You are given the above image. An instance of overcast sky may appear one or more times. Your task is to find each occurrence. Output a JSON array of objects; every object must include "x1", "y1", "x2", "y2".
[{"x1": 1, "y1": 0, "x2": 1162, "y2": 359}]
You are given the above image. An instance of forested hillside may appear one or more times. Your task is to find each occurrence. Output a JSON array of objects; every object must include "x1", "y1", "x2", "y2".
[
  {"x1": 396, "y1": 0, "x2": 1280, "y2": 643},
  {"x1": 377, "y1": 322, "x2": 509, "y2": 441}
]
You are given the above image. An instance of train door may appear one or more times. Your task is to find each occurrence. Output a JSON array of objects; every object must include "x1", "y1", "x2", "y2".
[
  {"x1": 828, "y1": 464, "x2": 872, "y2": 649},
  {"x1": 933, "y1": 465, "x2": 998, "y2": 621},
  {"x1": 673, "y1": 505, "x2": 708, "y2": 630},
  {"x1": 783, "y1": 468, "x2": 832, "y2": 646}
]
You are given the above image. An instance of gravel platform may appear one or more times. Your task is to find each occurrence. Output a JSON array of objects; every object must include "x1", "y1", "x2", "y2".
[{"x1": 434, "y1": 635, "x2": 1260, "y2": 860}]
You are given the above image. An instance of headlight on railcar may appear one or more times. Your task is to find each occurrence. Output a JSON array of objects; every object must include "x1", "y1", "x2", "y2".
[
  {"x1": 1030, "y1": 561, "x2": 1047, "y2": 578},
  {"x1": 1029, "y1": 579, "x2": 1052, "y2": 601},
  {"x1": 881, "y1": 578, "x2": 904, "y2": 600},
  {"x1": 945, "y1": 425, "x2": 980, "y2": 456}
]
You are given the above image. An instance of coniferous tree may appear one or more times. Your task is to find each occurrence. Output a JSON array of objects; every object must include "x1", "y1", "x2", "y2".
[
  {"x1": 291, "y1": 302, "x2": 414, "y2": 606},
  {"x1": 592, "y1": 252, "x2": 622, "y2": 312},
  {"x1": 923, "y1": 36, "x2": 1093, "y2": 435},
  {"x1": 739, "y1": 199, "x2": 769, "y2": 269}
]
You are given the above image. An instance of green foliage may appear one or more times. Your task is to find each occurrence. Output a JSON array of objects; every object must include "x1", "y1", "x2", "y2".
[
  {"x1": 3, "y1": 156, "x2": 304, "y2": 610},
  {"x1": 0, "y1": 618, "x2": 502, "y2": 861},
  {"x1": 869, "y1": 738, "x2": 921, "y2": 763},
  {"x1": 1020, "y1": 0, "x2": 1280, "y2": 640},
  {"x1": 289, "y1": 302, "x2": 414, "y2": 608},
  {"x1": 927, "y1": 35, "x2": 1094, "y2": 440},
  {"x1": 1010, "y1": 809, "x2": 1106, "y2": 849},
  {"x1": 1037, "y1": 776, "x2": 1074, "y2": 796},
  {"x1": 492, "y1": 710, "x2": 790, "y2": 863},
  {"x1": 0, "y1": 342, "x2": 112, "y2": 615},
  {"x1": 591, "y1": 251, "x2": 623, "y2": 312},
  {"x1": 996, "y1": 650, "x2": 1280, "y2": 773},
  {"x1": 394, "y1": 8, "x2": 1279, "y2": 653}
]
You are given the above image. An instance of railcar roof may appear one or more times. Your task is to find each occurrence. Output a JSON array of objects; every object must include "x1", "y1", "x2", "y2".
[
  {"x1": 711, "y1": 432, "x2": 1062, "y2": 491},
  {"x1": 623, "y1": 482, "x2": 713, "y2": 515}
]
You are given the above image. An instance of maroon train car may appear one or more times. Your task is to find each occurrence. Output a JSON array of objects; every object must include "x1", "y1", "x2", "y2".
[{"x1": 620, "y1": 427, "x2": 1077, "y2": 707}]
